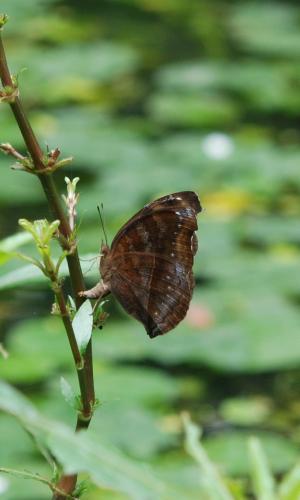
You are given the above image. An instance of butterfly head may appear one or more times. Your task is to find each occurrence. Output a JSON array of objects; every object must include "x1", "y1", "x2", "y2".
[
  {"x1": 99, "y1": 242, "x2": 112, "y2": 285},
  {"x1": 100, "y1": 242, "x2": 110, "y2": 257}
]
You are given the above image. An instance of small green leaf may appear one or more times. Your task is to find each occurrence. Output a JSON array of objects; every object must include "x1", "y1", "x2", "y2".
[
  {"x1": 0, "y1": 14, "x2": 9, "y2": 29},
  {"x1": 68, "y1": 295, "x2": 76, "y2": 309},
  {"x1": 73, "y1": 480, "x2": 89, "y2": 498},
  {"x1": 60, "y1": 377, "x2": 78, "y2": 411},
  {"x1": 72, "y1": 300, "x2": 93, "y2": 354},
  {"x1": 18, "y1": 218, "x2": 60, "y2": 247}
]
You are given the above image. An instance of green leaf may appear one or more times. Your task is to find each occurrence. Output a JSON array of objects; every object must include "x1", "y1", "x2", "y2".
[
  {"x1": 0, "y1": 254, "x2": 97, "y2": 290},
  {"x1": 0, "y1": 381, "x2": 173, "y2": 499},
  {"x1": 248, "y1": 437, "x2": 276, "y2": 500},
  {"x1": 204, "y1": 431, "x2": 298, "y2": 476},
  {"x1": 48, "y1": 428, "x2": 171, "y2": 500},
  {"x1": 182, "y1": 413, "x2": 234, "y2": 500},
  {"x1": 89, "y1": 402, "x2": 175, "y2": 460},
  {"x1": 19, "y1": 42, "x2": 139, "y2": 84},
  {"x1": 72, "y1": 299, "x2": 93, "y2": 354},
  {"x1": 279, "y1": 462, "x2": 300, "y2": 500},
  {"x1": 40, "y1": 369, "x2": 177, "y2": 460},
  {"x1": 60, "y1": 377, "x2": 78, "y2": 411},
  {"x1": 8, "y1": 43, "x2": 139, "y2": 106},
  {"x1": 230, "y1": 3, "x2": 300, "y2": 57},
  {"x1": 0, "y1": 262, "x2": 42, "y2": 290},
  {"x1": 0, "y1": 231, "x2": 31, "y2": 252},
  {"x1": 220, "y1": 396, "x2": 271, "y2": 426},
  {"x1": 155, "y1": 61, "x2": 300, "y2": 113},
  {"x1": 0, "y1": 316, "x2": 69, "y2": 383},
  {"x1": 0, "y1": 414, "x2": 39, "y2": 466},
  {"x1": 0, "y1": 352, "x2": 57, "y2": 384},
  {"x1": 2, "y1": 0, "x2": 58, "y2": 23},
  {"x1": 93, "y1": 364, "x2": 179, "y2": 407},
  {"x1": 92, "y1": 289, "x2": 300, "y2": 373},
  {"x1": 0, "y1": 158, "x2": 43, "y2": 205},
  {"x1": 148, "y1": 92, "x2": 239, "y2": 128}
]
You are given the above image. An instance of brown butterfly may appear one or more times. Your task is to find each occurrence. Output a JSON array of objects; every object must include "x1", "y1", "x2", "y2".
[{"x1": 79, "y1": 191, "x2": 202, "y2": 338}]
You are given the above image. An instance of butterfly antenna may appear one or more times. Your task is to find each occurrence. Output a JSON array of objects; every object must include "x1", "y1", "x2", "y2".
[{"x1": 97, "y1": 204, "x2": 108, "y2": 247}]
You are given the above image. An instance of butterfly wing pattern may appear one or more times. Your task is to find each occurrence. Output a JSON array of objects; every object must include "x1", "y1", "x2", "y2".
[{"x1": 81, "y1": 192, "x2": 202, "y2": 338}]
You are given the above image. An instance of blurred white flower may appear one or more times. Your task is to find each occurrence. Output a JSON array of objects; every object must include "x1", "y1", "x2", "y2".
[
  {"x1": 202, "y1": 133, "x2": 234, "y2": 160},
  {"x1": 0, "y1": 475, "x2": 9, "y2": 494}
]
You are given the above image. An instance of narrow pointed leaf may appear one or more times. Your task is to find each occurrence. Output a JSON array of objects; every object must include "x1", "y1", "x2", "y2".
[
  {"x1": 72, "y1": 299, "x2": 93, "y2": 354},
  {"x1": 182, "y1": 413, "x2": 234, "y2": 500},
  {"x1": 248, "y1": 437, "x2": 276, "y2": 500},
  {"x1": 60, "y1": 377, "x2": 78, "y2": 410}
]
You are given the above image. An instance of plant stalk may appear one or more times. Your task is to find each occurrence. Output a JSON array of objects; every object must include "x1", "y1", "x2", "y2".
[
  {"x1": 53, "y1": 284, "x2": 90, "y2": 417},
  {"x1": 0, "y1": 30, "x2": 95, "y2": 498},
  {"x1": 52, "y1": 285, "x2": 89, "y2": 500}
]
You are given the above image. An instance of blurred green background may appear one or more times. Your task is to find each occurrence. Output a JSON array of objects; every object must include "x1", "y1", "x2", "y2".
[{"x1": 1, "y1": 0, "x2": 300, "y2": 498}]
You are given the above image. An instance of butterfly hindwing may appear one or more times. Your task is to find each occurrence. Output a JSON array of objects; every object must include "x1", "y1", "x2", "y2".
[{"x1": 110, "y1": 254, "x2": 194, "y2": 337}]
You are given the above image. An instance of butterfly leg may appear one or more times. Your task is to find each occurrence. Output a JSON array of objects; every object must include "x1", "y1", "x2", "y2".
[{"x1": 79, "y1": 281, "x2": 110, "y2": 299}]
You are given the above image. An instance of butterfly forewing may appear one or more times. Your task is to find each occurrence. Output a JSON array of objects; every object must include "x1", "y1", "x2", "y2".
[
  {"x1": 107, "y1": 191, "x2": 201, "y2": 337},
  {"x1": 111, "y1": 191, "x2": 200, "y2": 249}
]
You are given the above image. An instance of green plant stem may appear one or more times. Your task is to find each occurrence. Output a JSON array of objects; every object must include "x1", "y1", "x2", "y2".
[
  {"x1": 53, "y1": 284, "x2": 89, "y2": 414},
  {"x1": 0, "y1": 30, "x2": 95, "y2": 499},
  {"x1": 52, "y1": 285, "x2": 87, "y2": 500}
]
